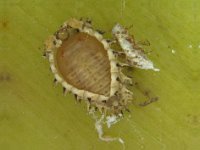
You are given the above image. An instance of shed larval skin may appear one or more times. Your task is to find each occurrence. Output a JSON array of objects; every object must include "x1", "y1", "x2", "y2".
[{"x1": 112, "y1": 23, "x2": 159, "y2": 71}]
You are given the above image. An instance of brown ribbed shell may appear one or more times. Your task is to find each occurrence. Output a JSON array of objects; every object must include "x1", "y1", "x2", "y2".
[{"x1": 56, "y1": 32, "x2": 111, "y2": 96}]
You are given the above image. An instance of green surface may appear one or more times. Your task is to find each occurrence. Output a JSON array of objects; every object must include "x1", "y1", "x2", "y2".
[{"x1": 1, "y1": 0, "x2": 200, "y2": 150}]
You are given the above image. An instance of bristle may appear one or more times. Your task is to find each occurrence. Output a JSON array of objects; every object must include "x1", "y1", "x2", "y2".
[
  {"x1": 74, "y1": 94, "x2": 81, "y2": 102},
  {"x1": 74, "y1": 94, "x2": 78, "y2": 100},
  {"x1": 95, "y1": 107, "x2": 98, "y2": 111},
  {"x1": 86, "y1": 19, "x2": 92, "y2": 24},
  {"x1": 63, "y1": 87, "x2": 68, "y2": 95},
  {"x1": 125, "y1": 108, "x2": 130, "y2": 112},
  {"x1": 110, "y1": 39, "x2": 117, "y2": 45},
  {"x1": 106, "y1": 39, "x2": 111, "y2": 43},
  {"x1": 87, "y1": 103, "x2": 92, "y2": 111},
  {"x1": 120, "y1": 72, "x2": 133, "y2": 85},
  {"x1": 99, "y1": 106, "x2": 107, "y2": 114},
  {"x1": 53, "y1": 78, "x2": 58, "y2": 85},
  {"x1": 87, "y1": 97, "x2": 92, "y2": 102},
  {"x1": 121, "y1": 87, "x2": 133, "y2": 100},
  {"x1": 98, "y1": 107, "x2": 103, "y2": 113},
  {"x1": 42, "y1": 52, "x2": 47, "y2": 58},
  {"x1": 112, "y1": 51, "x2": 125, "y2": 56},
  {"x1": 106, "y1": 39, "x2": 116, "y2": 45},
  {"x1": 101, "y1": 107, "x2": 105, "y2": 113},
  {"x1": 125, "y1": 89, "x2": 133, "y2": 95},
  {"x1": 79, "y1": 18, "x2": 92, "y2": 24},
  {"x1": 120, "y1": 110, "x2": 124, "y2": 116},
  {"x1": 77, "y1": 96, "x2": 82, "y2": 102},
  {"x1": 116, "y1": 62, "x2": 130, "y2": 67},
  {"x1": 139, "y1": 97, "x2": 158, "y2": 106},
  {"x1": 96, "y1": 29, "x2": 105, "y2": 34}
]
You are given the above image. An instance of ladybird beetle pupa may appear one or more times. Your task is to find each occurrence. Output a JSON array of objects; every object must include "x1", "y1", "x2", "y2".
[
  {"x1": 44, "y1": 18, "x2": 159, "y2": 143},
  {"x1": 44, "y1": 18, "x2": 133, "y2": 115}
]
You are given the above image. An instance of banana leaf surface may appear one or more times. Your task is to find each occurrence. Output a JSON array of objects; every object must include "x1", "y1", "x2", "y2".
[{"x1": 1, "y1": 0, "x2": 200, "y2": 150}]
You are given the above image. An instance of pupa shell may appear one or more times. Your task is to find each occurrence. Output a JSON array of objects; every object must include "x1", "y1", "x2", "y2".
[{"x1": 44, "y1": 18, "x2": 133, "y2": 115}]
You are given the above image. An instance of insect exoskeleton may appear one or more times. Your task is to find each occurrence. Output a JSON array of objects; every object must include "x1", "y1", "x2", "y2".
[
  {"x1": 112, "y1": 23, "x2": 159, "y2": 71},
  {"x1": 44, "y1": 18, "x2": 133, "y2": 115}
]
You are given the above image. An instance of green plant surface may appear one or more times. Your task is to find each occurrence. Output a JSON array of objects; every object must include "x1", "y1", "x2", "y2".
[{"x1": 1, "y1": 0, "x2": 200, "y2": 150}]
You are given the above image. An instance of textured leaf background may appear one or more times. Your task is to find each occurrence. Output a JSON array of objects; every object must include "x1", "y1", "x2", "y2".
[{"x1": 1, "y1": 0, "x2": 200, "y2": 150}]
